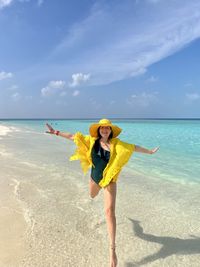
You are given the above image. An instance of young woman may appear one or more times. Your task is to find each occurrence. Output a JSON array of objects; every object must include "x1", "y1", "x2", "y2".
[{"x1": 46, "y1": 118, "x2": 159, "y2": 267}]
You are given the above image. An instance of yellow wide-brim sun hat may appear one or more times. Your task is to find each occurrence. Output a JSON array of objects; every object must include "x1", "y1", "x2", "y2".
[{"x1": 89, "y1": 118, "x2": 122, "y2": 138}]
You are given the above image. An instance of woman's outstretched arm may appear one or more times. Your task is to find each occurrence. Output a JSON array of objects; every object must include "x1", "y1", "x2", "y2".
[
  {"x1": 135, "y1": 145, "x2": 159, "y2": 154},
  {"x1": 45, "y1": 123, "x2": 74, "y2": 140}
]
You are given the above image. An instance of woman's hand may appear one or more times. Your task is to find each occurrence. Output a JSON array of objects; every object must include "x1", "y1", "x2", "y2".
[
  {"x1": 135, "y1": 145, "x2": 159, "y2": 154},
  {"x1": 45, "y1": 123, "x2": 56, "y2": 134},
  {"x1": 149, "y1": 146, "x2": 159, "y2": 154}
]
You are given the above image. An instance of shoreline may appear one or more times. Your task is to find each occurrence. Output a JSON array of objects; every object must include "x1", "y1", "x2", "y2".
[{"x1": 0, "y1": 125, "x2": 13, "y2": 137}]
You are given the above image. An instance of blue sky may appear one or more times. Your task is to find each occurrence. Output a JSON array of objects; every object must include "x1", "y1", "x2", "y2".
[{"x1": 0, "y1": 0, "x2": 200, "y2": 119}]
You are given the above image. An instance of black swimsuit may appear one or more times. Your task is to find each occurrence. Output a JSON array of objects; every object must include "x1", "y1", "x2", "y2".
[{"x1": 91, "y1": 139, "x2": 110, "y2": 185}]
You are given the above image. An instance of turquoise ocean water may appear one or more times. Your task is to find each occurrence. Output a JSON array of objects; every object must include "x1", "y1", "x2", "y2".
[{"x1": 1, "y1": 119, "x2": 200, "y2": 185}]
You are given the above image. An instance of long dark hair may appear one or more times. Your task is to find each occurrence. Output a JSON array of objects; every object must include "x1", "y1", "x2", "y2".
[{"x1": 93, "y1": 127, "x2": 113, "y2": 153}]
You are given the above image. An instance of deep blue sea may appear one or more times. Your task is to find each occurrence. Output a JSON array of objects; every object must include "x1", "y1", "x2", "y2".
[{"x1": 1, "y1": 119, "x2": 200, "y2": 184}]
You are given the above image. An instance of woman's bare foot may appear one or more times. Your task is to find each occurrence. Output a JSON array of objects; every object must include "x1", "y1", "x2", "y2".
[{"x1": 110, "y1": 248, "x2": 117, "y2": 267}]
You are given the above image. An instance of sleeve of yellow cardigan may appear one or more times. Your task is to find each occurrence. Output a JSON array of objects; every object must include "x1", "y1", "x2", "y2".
[
  {"x1": 69, "y1": 132, "x2": 91, "y2": 174},
  {"x1": 115, "y1": 139, "x2": 135, "y2": 166}
]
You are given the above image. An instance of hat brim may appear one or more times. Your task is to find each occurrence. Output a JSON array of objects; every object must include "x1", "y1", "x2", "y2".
[{"x1": 89, "y1": 123, "x2": 121, "y2": 138}]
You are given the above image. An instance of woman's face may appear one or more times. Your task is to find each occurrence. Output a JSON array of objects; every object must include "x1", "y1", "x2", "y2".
[{"x1": 99, "y1": 126, "x2": 112, "y2": 139}]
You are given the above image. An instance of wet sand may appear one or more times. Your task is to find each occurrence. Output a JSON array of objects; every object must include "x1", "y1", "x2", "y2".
[{"x1": 0, "y1": 124, "x2": 200, "y2": 267}]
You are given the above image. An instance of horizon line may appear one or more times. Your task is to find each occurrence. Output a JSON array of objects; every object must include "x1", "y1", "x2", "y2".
[{"x1": 0, "y1": 117, "x2": 200, "y2": 120}]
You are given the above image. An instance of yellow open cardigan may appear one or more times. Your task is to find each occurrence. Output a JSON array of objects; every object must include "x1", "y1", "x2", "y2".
[{"x1": 70, "y1": 132, "x2": 135, "y2": 188}]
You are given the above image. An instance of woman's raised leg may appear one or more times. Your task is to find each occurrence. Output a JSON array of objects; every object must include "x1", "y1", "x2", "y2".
[
  {"x1": 104, "y1": 182, "x2": 117, "y2": 267},
  {"x1": 89, "y1": 178, "x2": 101, "y2": 198}
]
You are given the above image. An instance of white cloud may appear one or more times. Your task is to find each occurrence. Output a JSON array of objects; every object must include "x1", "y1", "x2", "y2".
[
  {"x1": 0, "y1": 0, "x2": 13, "y2": 9},
  {"x1": 72, "y1": 90, "x2": 80, "y2": 96},
  {"x1": 1, "y1": 0, "x2": 43, "y2": 8},
  {"x1": 0, "y1": 71, "x2": 13, "y2": 81},
  {"x1": 18, "y1": 0, "x2": 30, "y2": 2},
  {"x1": 184, "y1": 83, "x2": 192, "y2": 87},
  {"x1": 131, "y1": 94, "x2": 137, "y2": 98},
  {"x1": 186, "y1": 93, "x2": 200, "y2": 101},
  {"x1": 41, "y1": 80, "x2": 66, "y2": 97},
  {"x1": 51, "y1": 1, "x2": 200, "y2": 85},
  {"x1": 127, "y1": 91, "x2": 158, "y2": 107},
  {"x1": 48, "y1": 80, "x2": 65, "y2": 89},
  {"x1": 146, "y1": 76, "x2": 158, "y2": 83},
  {"x1": 25, "y1": 95, "x2": 33, "y2": 100},
  {"x1": 7, "y1": 85, "x2": 18, "y2": 91},
  {"x1": 41, "y1": 87, "x2": 50, "y2": 97},
  {"x1": 37, "y1": 0, "x2": 44, "y2": 6},
  {"x1": 11, "y1": 92, "x2": 20, "y2": 101},
  {"x1": 69, "y1": 73, "x2": 90, "y2": 87},
  {"x1": 60, "y1": 91, "x2": 67, "y2": 97},
  {"x1": 131, "y1": 68, "x2": 147, "y2": 77},
  {"x1": 147, "y1": 0, "x2": 161, "y2": 4}
]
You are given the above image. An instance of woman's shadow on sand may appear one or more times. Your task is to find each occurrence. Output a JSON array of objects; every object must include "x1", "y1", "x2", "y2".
[{"x1": 125, "y1": 218, "x2": 200, "y2": 266}]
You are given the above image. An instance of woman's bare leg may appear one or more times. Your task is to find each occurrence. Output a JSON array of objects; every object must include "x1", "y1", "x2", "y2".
[
  {"x1": 104, "y1": 182, "x2": 117, "y2": 267},
  {"x1": 89, "y1": 178, "x2": 101, "y2": 198}
]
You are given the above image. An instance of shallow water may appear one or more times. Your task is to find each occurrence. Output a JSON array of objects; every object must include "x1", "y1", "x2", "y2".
[{"x1": 1, "y1": 119, "x2": 200, "y2": 184}]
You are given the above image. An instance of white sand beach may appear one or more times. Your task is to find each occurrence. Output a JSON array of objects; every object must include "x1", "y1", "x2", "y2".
[{"x1": 0, "y1": 124, "x2": 200, "y2": 267}]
